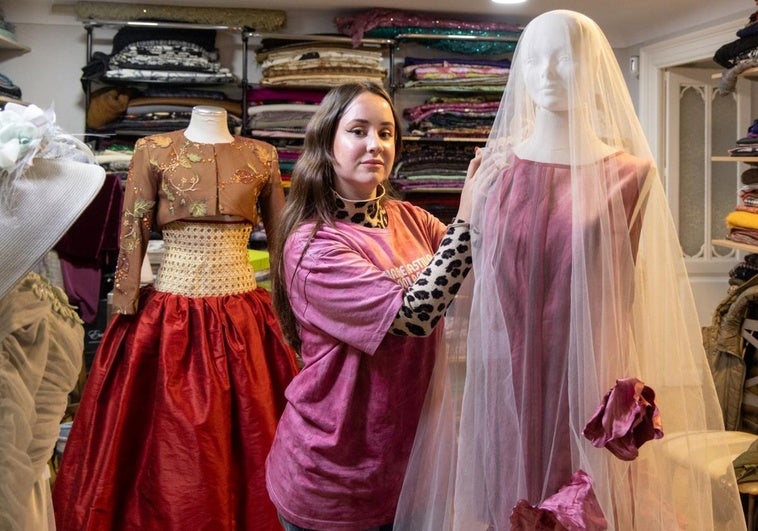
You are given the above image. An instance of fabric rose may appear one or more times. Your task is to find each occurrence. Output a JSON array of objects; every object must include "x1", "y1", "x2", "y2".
[{"x1": 582, "y1": 377, "x2": 663, "y2": 461}]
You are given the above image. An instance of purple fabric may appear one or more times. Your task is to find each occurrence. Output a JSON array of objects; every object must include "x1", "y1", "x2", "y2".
[
  {"x1": 510, "y1": 470, "x2": 608, "y2": 531},
  {"x1": 484, "y1": 154, "x2": 646, "y2": 502},
  {"x1": 246, "y1": 86, "x2": 326, "y2": 104},
  {"x1": 55, "y1": 173, "x2": 123, "y2": 323},
  {"x1": 58, "y1": 261, "x2": 103, "y2": 323},
  {"x1": 582, "y1": 377, "x2": 663, "y2": 461}
]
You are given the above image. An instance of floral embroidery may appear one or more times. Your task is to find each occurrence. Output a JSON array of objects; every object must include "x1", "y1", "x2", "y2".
[
  {"x1": 19, "y1": 272, "x2": 83, "y2": 325},
  {"x1": 113, "y1": 131, "x2": 280, "y2": 314},
  {"x1": 189, "y1": 200, "x2": 207, "y2": 217},
  {"x1": 152, "y1": 135, "x2": 172, "y2": 148},
  {"x1": 133, "y1": 198, "x2": 155, "y2": 218},
  {"x1": 233, "y1": 166, "x2": 266, "y2": 185}
]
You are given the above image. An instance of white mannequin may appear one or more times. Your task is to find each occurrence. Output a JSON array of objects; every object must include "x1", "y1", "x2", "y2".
[
  {"x1": 511, "y1": 14, "x2": 616, "y2": 165},
  {"x1": 183, "y1": 105, "x2": 234, "y2": 144},
  {"x1": 183, "y1": 105, "x2": 241, "y2": 221}
]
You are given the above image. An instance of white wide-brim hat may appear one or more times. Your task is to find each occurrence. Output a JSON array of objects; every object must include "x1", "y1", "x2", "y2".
[{"x1": 0, "y1": 105, "x2": 106, "y2": 299}]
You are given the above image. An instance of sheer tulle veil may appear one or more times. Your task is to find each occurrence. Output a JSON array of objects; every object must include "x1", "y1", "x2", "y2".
[{"x1": 394, "y1": 9, "x2": 745, "y2": 531}]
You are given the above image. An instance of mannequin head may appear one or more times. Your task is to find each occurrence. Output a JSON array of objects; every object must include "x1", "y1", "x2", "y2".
[
  {"x1": 521, "y1": 13, "x2": 577, "y2": 112},
  {"x1": 499, "y1": 10, "x2": 626, "y2": 163},
  {"x1": 518, "y1": 10, "x2": 597, "y2": 113}
]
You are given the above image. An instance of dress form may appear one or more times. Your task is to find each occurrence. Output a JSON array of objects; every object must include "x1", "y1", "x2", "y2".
[
  {"x1": 184, "y1": 105, "x2": 234, "y2": 144},
  {"x1": 184, "y1": 106, "x2": 241, "y2": 221},
  {"x1": 513, "y1": 105, "x2": 617, "y2": 165},
  {"x1": 395, "y1": 9, "x2": 746, "y2": 531}
]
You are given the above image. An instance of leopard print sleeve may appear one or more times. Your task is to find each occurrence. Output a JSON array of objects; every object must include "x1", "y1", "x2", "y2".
[{"x1": 390, "y1": 221, "x2": 472, "y2": 337}]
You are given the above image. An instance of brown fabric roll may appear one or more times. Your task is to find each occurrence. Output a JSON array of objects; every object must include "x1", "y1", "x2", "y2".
[
  {"x1": 742, "y1": 167, "x2": 758, "y2": 185},
  {"x1": 86, "y1": 87, "x2": 132, "y2": 129}
]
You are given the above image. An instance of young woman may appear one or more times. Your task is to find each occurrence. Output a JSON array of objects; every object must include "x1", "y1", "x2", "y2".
[{"x1": 266, "y1": 82, "x2": 481, "y2": 530}]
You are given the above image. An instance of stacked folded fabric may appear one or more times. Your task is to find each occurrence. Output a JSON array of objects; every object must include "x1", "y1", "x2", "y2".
[
  {"x1": 0, "y1": 72, "x2": 22, "y2": 104},
  {"x1": 726, "y1": 166, "x2": 758, "y2": 246},
  {"x1": 391, "y1": 140, "x2": 476, "y2": 192},
  {"x1": 714, "y1": 8, "x2": 758, "y2": 94},
  {"x1": 0, "y1": 11, "x2": 23, "y2": 104},
  {"x1": 87, "y1": 87, "x2": 241, "y2": 135},
  {"x1": 391, "y1": 139, "x2": 479, "y2": 222},
  {"x1": 246, "y1": 86, "x2": 327, "y2": 185},
  {"x1": 334, "y1": 8, "x2": 521, "y2": 55},
  {"x1": 401, "y1": 56, "x2": 510, "y2": 91},
  {"x1": 83, "y1": 26, "x2": 239, "y2": 135},
  {"x1": 256, "y1": 39, "x2": 386, "y2": 88},
  {"x1": 103, "y1": 26, "x2": 235, "y2": 84},
  {"x1": 729, "y1": 118, "x2": 758, "y2": 157},
  {"x1": 403, "y1": 95, "x2": 500, "y2": 137}
]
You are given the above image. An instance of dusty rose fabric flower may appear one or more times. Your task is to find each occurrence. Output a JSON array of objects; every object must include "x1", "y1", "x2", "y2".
[
  {"x1": 582, "y1": 377, "x2": 663, "y2": 461},
  {"x1": 509, "y1": 470, "x2": 608, "y2": 531}
]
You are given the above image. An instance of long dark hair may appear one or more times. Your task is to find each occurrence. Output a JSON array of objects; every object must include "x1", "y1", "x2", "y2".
[{"x1": 271, "y1": 82, "x2": 403, "y2": 352}]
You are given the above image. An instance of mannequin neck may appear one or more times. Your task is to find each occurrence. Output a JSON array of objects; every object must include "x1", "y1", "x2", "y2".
[
  {"x1": 514, "y1": 105, "x2": 615, "y2": 165},
  {"x1": 184, "y1": 106, "x2": 234, "y2": 144}
]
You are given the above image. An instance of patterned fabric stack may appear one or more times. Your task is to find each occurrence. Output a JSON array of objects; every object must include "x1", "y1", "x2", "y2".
[
  {"x1": 83, "y1": 26, "x2": 240, "y2": 135},
  {"x1": 726, "y1": 166, "x2": 758, "y2": 247},
  {"x1": 403, "y1": 96, "x2": 500, "y2": 138},
  {"x1": 256, "y1": 39, "x2": 386, "y2": 88},
  {"x1": 246, "y1": 86, "x2": 327, "y2": 186},
  {"x1": 401, "y1": 56, "x2": 510, "y2": 91}
]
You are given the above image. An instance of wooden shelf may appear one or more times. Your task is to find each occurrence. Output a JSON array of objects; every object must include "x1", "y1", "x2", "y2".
[
  {"x1": 712, "y1": 66, "x2": 758, "y2": 81},
  {"x1": 712, "y1": 238, "x2": 758, "y2": 253},
  {"x1": 404, "y1": 135, "x2": 487, "y2": 143},
  {"x1": 712, "y1": 156, "x2": 758, "y2": 163},
  {"x1": 0, "y1": 33, "x2": 29, "y2": 52}
]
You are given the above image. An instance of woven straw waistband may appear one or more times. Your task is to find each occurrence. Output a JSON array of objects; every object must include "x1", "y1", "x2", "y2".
[{"x1": 154, "y1": 221, "x2": 257, "y2": 297}]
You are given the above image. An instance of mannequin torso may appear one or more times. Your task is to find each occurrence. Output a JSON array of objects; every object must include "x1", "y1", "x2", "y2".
[
  {"x1": 512, "y1": 106, "x2": 617, "y2": 165},
  {"x1": 183, "y1": 105, "x2": 242, "y2": 221},
  {"x1": 184, "y1": 105, "x2": 235, "y2": 144}
]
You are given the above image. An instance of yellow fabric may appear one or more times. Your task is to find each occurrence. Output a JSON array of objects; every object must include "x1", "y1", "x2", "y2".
[
  {"x1": 727, "y1": 210, "x2": 758, "y2": 229},
  {"x1": 247, "y1": 249, "x2": 270, "y2": 272}
]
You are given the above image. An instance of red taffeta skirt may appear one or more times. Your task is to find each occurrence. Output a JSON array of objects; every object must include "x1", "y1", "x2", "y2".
[{"x1": 53, "y1": 285, "x2": 298, "y2": 530}]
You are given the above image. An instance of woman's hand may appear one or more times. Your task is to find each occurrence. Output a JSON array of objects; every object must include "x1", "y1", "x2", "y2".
[{"x1": 456, "y1": 147, "x2": 483, "y2": 223}]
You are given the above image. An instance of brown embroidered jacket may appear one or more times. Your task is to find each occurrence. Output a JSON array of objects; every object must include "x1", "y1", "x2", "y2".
[{"x1": 112, "y1": 130, "x2": 284, "y2": 314}]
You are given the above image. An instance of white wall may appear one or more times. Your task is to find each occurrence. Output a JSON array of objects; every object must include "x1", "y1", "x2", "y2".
[{"x1": 0, "y1": 2, "x2": 89, "y2": 134}]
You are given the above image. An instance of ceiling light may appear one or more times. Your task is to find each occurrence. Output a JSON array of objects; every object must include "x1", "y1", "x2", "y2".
[{"x1": 491, "y1": 0, "x2": 527, "y2": 4}]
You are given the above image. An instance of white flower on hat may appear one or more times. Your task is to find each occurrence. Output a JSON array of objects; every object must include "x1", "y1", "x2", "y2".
[
  {"x1": 0, "y1": 103, "x2": 95, "y2": 214},
  {"x1": 0, "y1": 103, "x2": 53, "y2": 170},
  {"x1": 0, "y1": 101, "x2": 105, "y2": 299}
]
